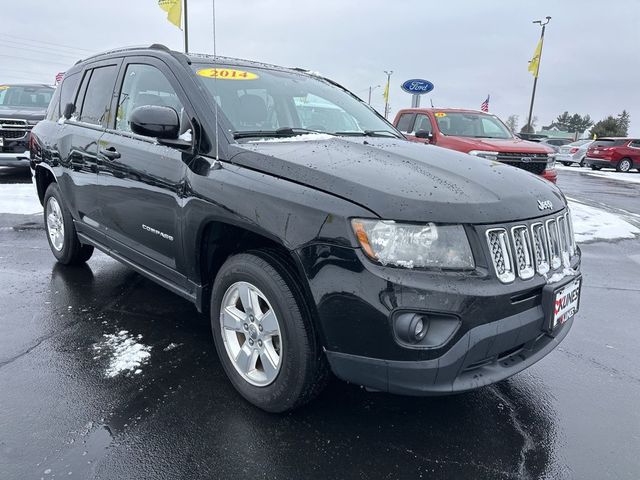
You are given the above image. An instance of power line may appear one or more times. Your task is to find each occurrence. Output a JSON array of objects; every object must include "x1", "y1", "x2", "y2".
[
  {"x1": 0, "y1": 42, "x2": 81, "y2": 61},
  {"x1": 0, "y1": 33, "x2": 94, "y2": 54},
  {"x1": 0, "y1": 53, "x2": 71, "y2": 68}
]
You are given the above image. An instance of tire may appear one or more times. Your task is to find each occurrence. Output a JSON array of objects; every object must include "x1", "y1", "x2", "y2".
[
  {"x1": 561, "y1": 161, "x2": 572, "y2": 167},
  {"x1": 590, "y1": 165, "x2": 602, "y2": 171},
  {"x1": 579, "y1": 157, "x2": 586, "y2": 167},
  {"x1": 210, "y1": 251, "x2": 328, "y2": 412},
  {"x1": 43, "y1": 183, "x2": 94, "y2": 265},
  {"x1": 617, "y1": 158, "x2": 632, "y2": 173}
]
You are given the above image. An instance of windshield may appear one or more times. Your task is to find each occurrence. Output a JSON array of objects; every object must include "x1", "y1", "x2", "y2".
[
  {"x1": 434, "y1": 112, "x2": 512, "y2": 139},
  {"x1": 191, "y1": 64, "x2": 400, "y2": 138},
  {"x1": 0, "y1": 85, "x2": 53, "y2": 108}
]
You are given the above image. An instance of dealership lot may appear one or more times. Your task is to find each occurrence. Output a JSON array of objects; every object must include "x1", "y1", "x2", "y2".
[{"x1": 0, "y1": 166, "x2": 638, "y2": 479}]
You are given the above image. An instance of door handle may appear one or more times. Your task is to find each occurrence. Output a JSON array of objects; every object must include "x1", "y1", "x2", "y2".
[{"x1": 100, "y1": 146, "x2": 121, "y2": 160}]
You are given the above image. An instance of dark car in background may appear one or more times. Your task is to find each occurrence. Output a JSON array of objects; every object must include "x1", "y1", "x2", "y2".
[
  {"x1": 30, "y1": 45, "x2": 581, "y2": 412},
  {"x1": 584, "y1": 138, "x2": 640, "y2": 172},
  {"x1": 0, "y1": 83, "x2": 54, "y2": 167},
  {"x1": 393, "y1": 108, "x2": 558, "y2": 182}
]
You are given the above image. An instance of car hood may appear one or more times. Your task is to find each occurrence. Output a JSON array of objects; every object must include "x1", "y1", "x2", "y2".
[
  {"x1": 230, "y1": 136, "x2": 565, "y2": 224},
  {"x1": 445, "y1": 136, "x2": 554, "y2": 154},
  {"x1": 0, "y1": 106, "x2": 46, "y2": 122}
]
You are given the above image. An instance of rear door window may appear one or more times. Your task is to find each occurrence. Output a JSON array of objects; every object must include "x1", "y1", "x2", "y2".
[{"x1": 78, "y1": 65, "x2": 119, "y2": 126}]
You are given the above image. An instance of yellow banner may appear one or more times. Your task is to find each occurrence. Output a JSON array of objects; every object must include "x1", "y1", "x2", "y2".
[
  {"x1": 528, "y1": 38, "x2": 543, "y2": 77},
  {"x1": 158, "y1": 0, "x2": 182, "y2": 29}
]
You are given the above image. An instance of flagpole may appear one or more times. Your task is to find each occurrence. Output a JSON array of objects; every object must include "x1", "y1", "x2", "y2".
[
  {"x1": 525, "y1": 16, "x2": 550, "y2": 133},
  {"x1": 183, "y1": 0, "x2": 189, "y2": 53}
]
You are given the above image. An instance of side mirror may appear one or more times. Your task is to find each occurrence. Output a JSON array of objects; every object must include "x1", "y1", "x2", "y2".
[
  {"x1": 130, "y1": 105, "x2": 180, "y2": 140},
  {"x1": 63, "y1": 102, "x2": 75, "y2": 120},
  {"x1": 415, "y1": 130, "x2": 433, "y2": 141}
]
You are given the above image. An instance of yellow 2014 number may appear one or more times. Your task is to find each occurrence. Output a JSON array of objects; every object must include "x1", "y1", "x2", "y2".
[{"x1": 196, "y1": 68, "x2": 259, "y2": 80}]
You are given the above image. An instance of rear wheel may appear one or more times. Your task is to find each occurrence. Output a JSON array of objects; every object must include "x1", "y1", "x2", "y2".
[
  {"x1": 210, "y1": 251, "x2": 328, "y2": 412},
  {"x1": 561, "y1": 161, "x2": 572, "y2": 167},
  {"x1": 617, "y1": 158, "x2": 632, "y2": 172},
  {"x1": 44, "y1": 183, "x2": 94, "y2": 265}
]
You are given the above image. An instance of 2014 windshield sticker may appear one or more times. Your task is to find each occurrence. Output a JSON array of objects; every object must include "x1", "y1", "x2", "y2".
[
  {"x1": 196, "y1": 68, "x2": 259, "y2": 80},
  {"x1": 0, "y1": 86, "x2": 9, "y2": 90},
  {"x1": 434, "y1": 112, "x2": 447, "y2": 117}
]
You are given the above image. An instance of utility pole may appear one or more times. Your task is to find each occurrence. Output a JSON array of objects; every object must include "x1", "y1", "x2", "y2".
[
  {"x1": 383, "y1": 70, "x2": 393, "y2": 119},
  {"x1": 368, "y1": 85, "x2": 381, "y2": 105},
  {"x1": 183, "y1": 0, "x2": 189, "y2": 53},
  {"x1": 526, "y1": 16, "x2": 551, "y2": 134}
]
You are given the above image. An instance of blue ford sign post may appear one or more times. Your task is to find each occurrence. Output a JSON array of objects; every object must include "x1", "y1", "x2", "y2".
[{"x1": 401, "y1": 79, "x2": 434, "y2": 108}]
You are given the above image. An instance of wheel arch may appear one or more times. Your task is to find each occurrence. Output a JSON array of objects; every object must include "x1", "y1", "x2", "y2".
[
  {"x1": 196, "y1": 220, "x2": 323, "y2": 339},
  {"x1": 34, "y1": 164, "x2": 57, "y2": 206}
]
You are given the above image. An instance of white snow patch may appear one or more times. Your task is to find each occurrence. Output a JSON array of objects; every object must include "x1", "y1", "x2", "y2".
[
  {"x1": 248, "y1": 133, "x2": 334, "y2": 143},
  {"x1": 92, "y1": 330, "x2": 151, "y2": 377},
  {"x1": 179, "y1": 129, "x2": 192, "y2": 142},
  {"x1": 0, "y1": 183, "x2": 42, "y2": 214},
  {"x1": 163, "y1": 342, "x2": 181, "y2": 351},
  {"x1": 587, "y1": 170, "x2": 640, "y2": 185},
  {"x1": 568, "y1": 199, "x2": 640, "y2": 243}
]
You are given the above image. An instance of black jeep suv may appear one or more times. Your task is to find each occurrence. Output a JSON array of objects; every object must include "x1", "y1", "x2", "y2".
[
  {"x1": 0, "y1": 83, "x2": 54, "y2": 167},
  {"x1": 30, "y1": 45, "x2": 582, "y2": 412}
]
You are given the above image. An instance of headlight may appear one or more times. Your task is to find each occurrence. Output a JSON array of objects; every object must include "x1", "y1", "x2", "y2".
[
  {"x1": 469, "y1": 150, "x2": 499, "y2": 161},
  {"x1": 546, "y1": 153, "x2": 556, "y2": 169},
  {"x1": 351, "y1": 219, "x2": 475, "y2": 269}
]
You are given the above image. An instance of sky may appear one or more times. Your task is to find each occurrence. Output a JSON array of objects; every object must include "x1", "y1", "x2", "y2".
[{"x1": 2, "y1": 0, "x2": 639, "y2": 134}]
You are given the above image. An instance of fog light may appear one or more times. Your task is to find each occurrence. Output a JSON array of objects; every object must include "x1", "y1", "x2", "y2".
[{"x1": 414, "y1": 318, "x2": 427, "y2": 341}]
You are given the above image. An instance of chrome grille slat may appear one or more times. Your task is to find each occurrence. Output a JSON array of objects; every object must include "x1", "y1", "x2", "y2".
[{"x1": 487, "y1": 211, "x2": 576, "y2": 283}]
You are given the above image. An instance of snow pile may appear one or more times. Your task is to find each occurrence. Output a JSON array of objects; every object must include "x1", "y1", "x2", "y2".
[
  {"x1": 92, "y1": 330, "x2": 151, "y2": 377},
  {"x1": 568, "y1": 199, "x2": 640, "y2": 243},
  {"x1": 249, "y1": 133, "x2": 334, "y2": 143},
  {"x1": 587, "y1": 170, "x2": 640, "y2": 185},
  {"x1": 0, "y1": 183, "x2": 42, "y2": 214}
]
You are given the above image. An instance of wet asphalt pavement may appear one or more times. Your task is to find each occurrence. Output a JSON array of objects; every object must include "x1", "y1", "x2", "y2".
[{"x1": 1, "y1": 166, "x2": 639, "y2": 479}]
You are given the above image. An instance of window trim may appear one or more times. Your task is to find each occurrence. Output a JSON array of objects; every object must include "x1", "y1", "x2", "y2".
[
  {"x1": 70, "y1": 58, "x2": 123, "y2": 129},
  {"x1": 105, "y1": 56, "x2": 196, "y2": 150}
]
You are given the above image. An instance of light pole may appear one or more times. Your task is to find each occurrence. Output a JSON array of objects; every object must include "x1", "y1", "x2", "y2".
[
  {"x1": 525, "y1": 16, "x2": 551, "y2": 134},
  {"x1": 383, "y1": 70, "x2": 393, "y2": 119},
  {"x1": 368, "y1": 85, "x2": 381, "y2": 105}
]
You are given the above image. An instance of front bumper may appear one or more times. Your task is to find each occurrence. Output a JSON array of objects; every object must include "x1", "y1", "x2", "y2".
[
  {"x1": 326, "y1": 303, "x2": 573, "y2": 395},
  {"x1": 0, "y1": 150, "x2": 31, "y2": 167},
  {"x1": 584, "y1": 157, "x2": 614, "y2": 168}
]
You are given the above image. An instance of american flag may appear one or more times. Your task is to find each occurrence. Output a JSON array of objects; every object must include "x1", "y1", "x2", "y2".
[
  {"x1": 55, "y1": 72, "x2": 65, "y2": 85},
  {"x1": 480, "y1": 95, "x2": 490, "y2": 112}
]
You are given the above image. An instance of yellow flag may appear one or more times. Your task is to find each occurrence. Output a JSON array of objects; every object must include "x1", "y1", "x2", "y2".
[
  {"x1": 383, "y1": 80, "x2": 389, "y2": 103},
  {"x1": 528, "y1": 38, "x2": 543, "y2": 77},
  {"x1": 159, "y1": 0, "x2": 182, "y2": 29}
]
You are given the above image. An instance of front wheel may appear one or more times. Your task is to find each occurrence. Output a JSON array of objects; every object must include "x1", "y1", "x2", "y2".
[
  {"x1": 590, "y1": 165, "x2": 602, "y2": 171},
  {"x1": 617, "y1": 158, "x2": 632, "y2": 172},
  {"x1": 43, "y1": 183, "x2": 94, "y2": 265},
  {"x1": 561, "y1": 161, "x2": 573, "y2": 167},
  {"x1": 210, "y1": 251, "x2": 328, "y2": 412}
]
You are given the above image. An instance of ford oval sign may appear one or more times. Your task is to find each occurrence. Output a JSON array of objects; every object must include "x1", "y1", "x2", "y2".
[{"x1": 401, "y1": 79, "x2": 434, "y2": 95}]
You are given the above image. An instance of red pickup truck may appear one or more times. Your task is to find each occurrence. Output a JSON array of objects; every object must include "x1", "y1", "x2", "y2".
[{"x1": 393, "y1": 108, "x2": 557, "y2": 183}]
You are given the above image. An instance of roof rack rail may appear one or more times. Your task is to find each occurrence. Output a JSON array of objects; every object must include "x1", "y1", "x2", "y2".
[{"x1": 149, "y1": 43, "x2": 171, "y2": 52}]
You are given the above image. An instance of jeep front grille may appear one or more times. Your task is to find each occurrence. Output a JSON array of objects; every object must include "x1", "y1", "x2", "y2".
[{"x1": 486, "y1": 211, "x2": 576, "y2": 283}]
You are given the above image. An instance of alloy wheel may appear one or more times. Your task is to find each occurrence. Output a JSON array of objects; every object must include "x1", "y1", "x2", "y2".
[
  {"x1": 220, "y1": 281, "x2": 283, "y2": 386},
  {"x1": 46, "y1": 197, "x2": 65, "y2": 251}
]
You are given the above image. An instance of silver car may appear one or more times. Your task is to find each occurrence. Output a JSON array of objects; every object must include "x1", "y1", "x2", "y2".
[{"x1": 555, "y1": 139, "x2": 594, "y2": 166}]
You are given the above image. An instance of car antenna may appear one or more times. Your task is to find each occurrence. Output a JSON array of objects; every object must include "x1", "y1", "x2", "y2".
[{"x1": 211, "y1": 0, "x2": 221, "y2": 168}]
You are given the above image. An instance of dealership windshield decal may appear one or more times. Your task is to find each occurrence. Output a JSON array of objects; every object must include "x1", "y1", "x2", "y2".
[{"x1": 196, "y1": 68, "x2": 259, "y2": 80}]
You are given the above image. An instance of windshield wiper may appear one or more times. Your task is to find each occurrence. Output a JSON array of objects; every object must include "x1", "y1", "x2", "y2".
[
  {"x1": 333, "y1": 130, "x2": 401, "y2": 138},
  {"x1": 233, "y1": 127, "x2": 331, "y2": 139}
]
